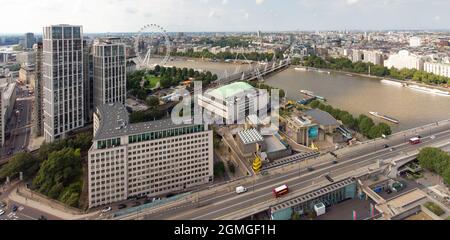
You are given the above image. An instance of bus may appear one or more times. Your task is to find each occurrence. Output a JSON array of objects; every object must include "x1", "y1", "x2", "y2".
[
  {"x1": 273, "y1": 185, "x2": 289, "y2": 198},
  {"x1": 409, "y1": 137, "x2": 421, "y2": 145}
]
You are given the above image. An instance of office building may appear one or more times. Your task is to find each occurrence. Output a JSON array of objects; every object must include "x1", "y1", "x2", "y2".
[
  {"x1": 384, "y1": 50, "x2": 424, "y2": 71},
  {"x1": 42, "y1": 25, "x2": 85, "y2": 142},
  {"x1": 0, "y1": 78, "x2": 17, "y2": 146},
  {"x1": 24, "y1": 33, "x2": 35, "y2": 49},
  {"x1": 409, "y1": 37, "x2": 422, "y2": 47},
  {"x1": 198, "y1": 82, "x2": 269, "y2": 124},
  {"x1": 424, "y1": 62, "x2": 450, "y2": 78},
  {"x1": 93, "y1": 38, "x2": 126, "y2": 107},
  {"x1": 88, "y1": 103, "x2": 213, "y2": 208}
]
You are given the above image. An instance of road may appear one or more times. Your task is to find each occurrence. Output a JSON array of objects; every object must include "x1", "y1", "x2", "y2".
[
  {"x1": 0, "y1": 182, "x2": 61, "y2": 220},
  {"x1": 122, "y1": 120, "x2": 450, "y2": 220},
  {"x1": 1, "y1": 85, "x2": 33, "y2": 158}
]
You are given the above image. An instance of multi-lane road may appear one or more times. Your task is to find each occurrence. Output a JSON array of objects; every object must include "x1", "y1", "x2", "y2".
[
  {"x1": 118, "y1": 120, "x2": 450, "y2": 220},
  {"x1": 1, "y1": 85, "x2": 33, "y2": 158}
]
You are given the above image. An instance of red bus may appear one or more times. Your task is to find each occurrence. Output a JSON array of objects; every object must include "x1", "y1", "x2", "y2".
[
  {"x1": 409, "y1": 137, "x2": 421, "y2": 145},
  {"x1": 273, "y1": 185, "x2": 289, "y2": 198}
]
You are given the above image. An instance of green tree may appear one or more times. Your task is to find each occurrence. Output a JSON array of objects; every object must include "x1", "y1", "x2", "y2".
[
  {"x1": 146, "y1": 96, "x2": 160, "y2": 108},
  {"x1": 32, "y1": 148, "x2": 83, "y2": 207},
  {"x1": 214, "y1": 161, "x2": 226, "y2": 178},
  {"x1": 0, "y1": 153, "x2": 39, "y2": 179}
]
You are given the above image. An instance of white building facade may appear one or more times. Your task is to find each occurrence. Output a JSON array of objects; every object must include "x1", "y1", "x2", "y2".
[
  {"x1": 88, "y1": 103, "x2": 214, "y2": 208},
  {"x1": 424, "y1": 62, "x2": 450, "y2": 78},
  {"x1": 42, "y1": 25, "x2": 85, "y2": 142},
  {"x1": 198, "y1": 82, "x2": 269, "y2": 124},
  {"x1": 384, "y1": 50, "x2": 424, "y2": 70}
]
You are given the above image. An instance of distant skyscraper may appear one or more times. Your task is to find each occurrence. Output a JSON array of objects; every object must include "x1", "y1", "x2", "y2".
[
  {"x1": 93, "y1": 37, "x2": 126, "y2": 107},
  {"x1": 24, "y1": 33, "x2": 35, "y2": 49},
  {"x1": 42, "y1": 25, "x2": 85, "y2": 142}
]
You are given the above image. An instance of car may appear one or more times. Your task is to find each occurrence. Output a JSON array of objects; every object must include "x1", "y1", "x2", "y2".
[
  {"x1": 430, "y1": 135, "x2": 436, "y2": 140},
  {"x1": 235, "y1": 186, "x2": 248, "y2": 194},
  {"x1": 0, "y1": 210, "x2": 5, "y2": 216},
  {"x1": 0, "y1": 201, "x2": 6, "y2": 208},
  {"x1": 325, "y1": 175, "x2": 334, "y2": 183},
  {"x1": 386, "y1": 189, "x2": 393, "y2": 194},
  {"x1": 117, "y1": 204, "x2": 127, "y2": 209},
  {"x1": 261, "y1": 171, "x2": 269, "y2": 176},
  {"x1": 12, "y1": 205, "x2": 18, "y2": 212},
  {"x1": 384, "y1": 144, "x2": 390, "y2": 149},
  {"x1": 101, "y1": 207, "x2": 112, "y2": 213},
  {"x1": 332, "y1": 160, "x2": 339, "y2": 164},
  {"x1": 307, "y1": 167, "x2": 315, "y2": 172}
]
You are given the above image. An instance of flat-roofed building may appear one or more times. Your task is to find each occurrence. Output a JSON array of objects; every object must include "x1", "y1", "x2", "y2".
[
  {"x1": 93, "y1": 37, "x2": 126, "y2": 107},
  {"x1": 88, "y1": 103, "x2": 214, "y2": 208},
  {"x1": 198, "y1": 82, "x2": 269, "y2": 124},
  {"x1": 42, "y1": 24, "x2": 85, "y2": 142}
]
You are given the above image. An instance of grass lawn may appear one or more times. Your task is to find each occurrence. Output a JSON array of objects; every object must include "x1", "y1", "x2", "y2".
[
  {"x1": 145, "y1": 75, "x2": 160, "y2": 89},
  {"x1": 424, "y1": 202, "x2": 445, "y2": 216}
]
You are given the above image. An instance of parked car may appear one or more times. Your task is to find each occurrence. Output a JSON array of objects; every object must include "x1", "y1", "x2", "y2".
[
  {"x1": 117, "y1": 204, "x2": 127, "y2": 209},
  {"x1": 0, "y1": 201, "x2": 6, "y2": 208},
  {"x1": 12, "y1": 205, "x2": 18, "y2": 212},
  {"x1": 0, "y1": 210, "x2": 5, "y2": 216},
  {"x1": 384, "y1": 144, "x2": 390, "y2": 149},
  {"x1": 101, "y1": 207, "x2": 112, "y2": 213}
]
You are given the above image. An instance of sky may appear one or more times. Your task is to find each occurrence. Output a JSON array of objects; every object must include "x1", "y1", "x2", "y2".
[{"x1": 0, "y1": 0, "x2": 449, "y2": 33}]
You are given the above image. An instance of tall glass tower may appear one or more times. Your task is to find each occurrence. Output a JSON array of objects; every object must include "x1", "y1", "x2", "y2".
[{"x1": 42, "y1": 25, "x2": 85, "y2": 142}]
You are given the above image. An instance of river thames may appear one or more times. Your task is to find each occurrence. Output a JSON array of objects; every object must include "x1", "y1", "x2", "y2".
[{"x1": 152, "y1": 58, "x2": 450, "y2": 132}]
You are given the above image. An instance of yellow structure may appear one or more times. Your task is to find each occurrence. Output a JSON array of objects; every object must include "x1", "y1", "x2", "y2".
[
  {"x1": 311, "y1": 142, "x2": 319, "y2": 151},
  {"x1": 252, "y1": 154, "x2": 262, "y2": 173}
]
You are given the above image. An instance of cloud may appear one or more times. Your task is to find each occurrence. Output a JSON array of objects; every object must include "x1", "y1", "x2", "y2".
[
  {"x1": 256, "y1": 0, "x2": 265, "y2": 5},
  {"x1": 346, "y1": 0, "x2": 359, "y2": 5},
  {"x1": 222, "y1": 0, "x2": 228, "y2": 4}
]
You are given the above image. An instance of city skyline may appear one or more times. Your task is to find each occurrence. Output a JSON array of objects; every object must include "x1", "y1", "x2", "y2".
[{"x1": 1, "y1": 0, "x2": 450, "y2": 34}]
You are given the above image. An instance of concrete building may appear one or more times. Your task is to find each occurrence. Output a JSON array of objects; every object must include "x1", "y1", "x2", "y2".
[
  {"x1": 18, "y1": 65, "x2": 35, "y2": 85},
  {"x1": 93, "y1": 38, "x2": 127, "y2": 108},
  {"x1": 198, "y1": 82, "x2": 269, "y2": 124},
  {"x1": 304, "y1": 109, "x2": 343, "y2": 144},
  {"x1": 384, "y1": 50, "x2": 424, "y2": 71},
  {"x1": 0, "y1": 79, "x2": 17, "y2": 146},
  {"x1": 409, "y1": 37, "x2": 422, "y2": 47},
  {"x1": 42, "y1": 25, "x2": 85, "y2": 142},
  {"x1": 285, "y1": 115, "x2": 319, "y2": 147},
  {"x1": 16, "y1": 51, "x2": 36, "y2": 67},
  {"x1": 24, "y1": 33, "x2": 35, "y2": 49},
  {"x1": 88, "y1": 103, "x2": 213, "y2": 208},
  {"x1": 424, "y1": 62, "x2": 450, "y2": 78},
  {"x1": 351, "y1": 50, "x2": 384, "y2": 65}
]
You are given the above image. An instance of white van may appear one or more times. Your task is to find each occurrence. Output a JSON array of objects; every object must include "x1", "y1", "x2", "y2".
[{"x1": 235, "y1": 186, "x2": 248, "y2": 194}]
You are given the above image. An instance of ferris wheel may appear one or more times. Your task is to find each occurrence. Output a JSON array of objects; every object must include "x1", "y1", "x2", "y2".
[{"x1": 134, "y1": 24, "x2": 171, "y2": 69}]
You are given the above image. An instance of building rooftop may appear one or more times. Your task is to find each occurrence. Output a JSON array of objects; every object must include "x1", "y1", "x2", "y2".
[
  {"x1": 304, "y1": 109, "x2": 340, "y2": 127},
  {"x1": 238, "y1": 128, "x2": 264, "y2": 145},
  {"x1": 93, "y1": 103, "x2": 194, "y2": 140},
  {"x1": 208, "y1": 82, "x2": 255, "y2": 100},
  {"x1": 264, "y1": 135, "x2": 287, "y2": 153}
]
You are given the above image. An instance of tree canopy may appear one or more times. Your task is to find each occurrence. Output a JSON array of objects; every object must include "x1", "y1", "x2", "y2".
[{"x1": 32, "y1": 148, "x2": 83, "y2": 207}]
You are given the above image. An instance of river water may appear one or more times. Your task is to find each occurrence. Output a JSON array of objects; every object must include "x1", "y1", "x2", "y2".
[{"x1": 149, "y1": 58, "x2": 450, "y2": 132}]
